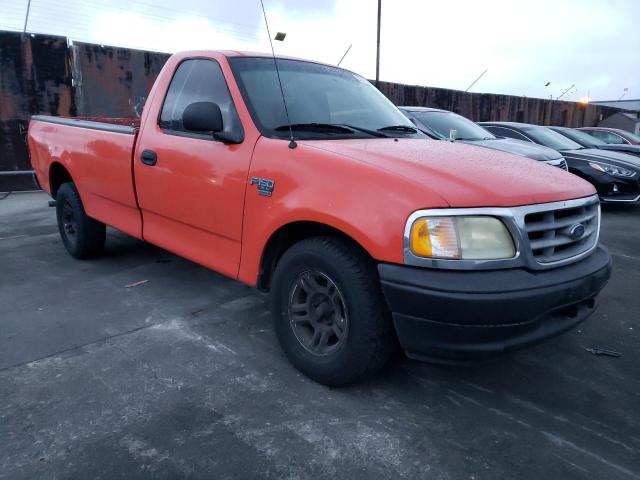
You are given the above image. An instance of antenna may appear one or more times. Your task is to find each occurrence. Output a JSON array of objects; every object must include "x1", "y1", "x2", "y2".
[
  {"x1": 465, "y1": 69, "x2": 488, "y2": 92},
  {"x1": 259, "y1": 0, "x2": 297, "y2": 149},
  {"x1": 337, "y1": 44, "x2": 352, "y2": 67}
]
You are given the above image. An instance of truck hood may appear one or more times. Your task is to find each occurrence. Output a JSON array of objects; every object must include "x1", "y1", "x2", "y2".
[
  {"x1": 302, "y1": 138, "x2": 595, "y2": 207},
  {"x1": 459, "y1": 137, "x2": 563, "y2": 161}
]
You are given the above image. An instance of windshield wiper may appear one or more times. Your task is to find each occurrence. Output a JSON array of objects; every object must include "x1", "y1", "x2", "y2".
[
  {"x1": 335, "y1": 124, "x2": 387, "y2": 137},
  {"x1": 455, "y1": 137, "x2": 493, "y2": 141},
  {"x1": 412, "y1": 124, "x2": 442, "y2": 139},
  {"x1": 274, "y1": 123, "x2": 386, "y2": 138},
  {"x1": 274, "y1": 123, "x2": 353, "y2": 134},
  {"x1": 377, "y1": 125, "x2": 419, "y2": 134}
]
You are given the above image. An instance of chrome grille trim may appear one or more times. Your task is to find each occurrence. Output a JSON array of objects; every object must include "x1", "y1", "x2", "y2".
[
  {"x1": 403, "y1": 195, "x2": 600, "y2": 271},
  {"x1": 524, "y1": 200, "x2": 599, "y2": 264},
  {"x1": 545, "y1": 158, "x2": 568, "y2": 171}
]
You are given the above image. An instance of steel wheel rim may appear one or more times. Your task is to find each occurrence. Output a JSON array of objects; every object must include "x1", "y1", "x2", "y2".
[
  {"x1": 61, "y1": 200, "x2": 78, "y2": 246},
  {"x1": 288, "y1": 270, "x2": 349, "y2": 356}
]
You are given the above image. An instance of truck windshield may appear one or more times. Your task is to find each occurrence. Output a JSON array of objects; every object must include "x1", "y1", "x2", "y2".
[
  {"x1": 412, "y1": 111, "x2": 495, "y2": 141},
  {"x1": 523, "y1": 126, "x2": 583, "y2": 151},
  {"x1": 229, "y1": 57, "x2": 421, "y2": 140}
]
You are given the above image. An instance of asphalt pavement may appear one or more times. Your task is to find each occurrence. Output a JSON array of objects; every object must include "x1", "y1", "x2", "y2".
[{"x1": 1, "y1": 192, "x2": 639, "y2": 479}]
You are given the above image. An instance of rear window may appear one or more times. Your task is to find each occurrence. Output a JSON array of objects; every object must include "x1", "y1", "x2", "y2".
[{"x1": 523, "y1": 127, "x2": 582, "y2": 150}]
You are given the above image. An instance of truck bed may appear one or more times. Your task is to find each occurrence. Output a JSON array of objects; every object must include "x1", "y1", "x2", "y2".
[{"x1": 28, "y1": 115, "x2": 143, "y2": 238}]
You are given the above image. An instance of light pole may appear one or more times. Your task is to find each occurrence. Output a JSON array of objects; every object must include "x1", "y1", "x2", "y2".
[
  {"x1": 375, "y1": 0, "x2": 381, "y2": 87},
  {"x1": 23, "y1": 0, "x2": 32, "y2": 34},
  {"x1": 545, "y1": 82, "x2": 552, "y2": 125}
]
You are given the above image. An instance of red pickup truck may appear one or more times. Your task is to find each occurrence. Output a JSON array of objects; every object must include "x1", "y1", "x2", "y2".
[{"x1": 29, "y1": 50, "x2": 611, "y2": 386}]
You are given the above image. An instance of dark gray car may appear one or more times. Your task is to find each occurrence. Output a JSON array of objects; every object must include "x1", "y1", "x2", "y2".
[
  {"x1": 480, "y1": 121, "x2": 640, "y2": 203},
  {"x1": 549, "y1": 126, "x2": 640, "y2": 158},
  {"x1": 400, "y1": 107, "x2": 568, "y2": 170}
]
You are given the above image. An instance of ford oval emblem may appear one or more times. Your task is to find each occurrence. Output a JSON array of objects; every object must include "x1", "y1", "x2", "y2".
[{"x1": 568, "y1": 223, "x2": 585, "y2": 240}]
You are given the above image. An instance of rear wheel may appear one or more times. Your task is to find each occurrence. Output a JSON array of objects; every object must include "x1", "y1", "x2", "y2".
[
  {"x1": 56, "y1": 182, "x2": 106, "y2": 259},
  {"x1": 271, "y1": 236, "x2": 395, "y2": 386}
]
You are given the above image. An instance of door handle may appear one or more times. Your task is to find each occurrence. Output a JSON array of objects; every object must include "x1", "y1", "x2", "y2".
[{"x1": 141, "y1": 150, "x2": 157, "y2": 166}]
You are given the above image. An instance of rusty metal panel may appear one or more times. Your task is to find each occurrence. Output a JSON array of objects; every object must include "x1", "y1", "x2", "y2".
[
  {"x1": 0, "y1": 31, "x2": 74, "y2": 191},
  {"x1": 377, "y1": 81, "x2": 620, "y2": 128},
  {"x1": 72, "y1": 42, "x2": 169, "y2": 119}
]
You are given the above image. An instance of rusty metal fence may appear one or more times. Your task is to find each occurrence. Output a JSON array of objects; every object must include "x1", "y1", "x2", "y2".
[
  {"x1": 0, "y1": 31, "x2": 169, "y2": 192},
  {"x1": 0, "y1": 30, "x2": 620, "y2": 192},
  {"x1": 377, "y1": 81, "x2": 620, "y2": 126}
]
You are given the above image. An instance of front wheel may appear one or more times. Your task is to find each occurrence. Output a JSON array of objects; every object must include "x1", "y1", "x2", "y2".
[
  {"x1": 56, "y1": 182, "x2": 106, "y2": 259},
  {"x1": 270, "y1": 236, "x2": 395, "y2": 386}
]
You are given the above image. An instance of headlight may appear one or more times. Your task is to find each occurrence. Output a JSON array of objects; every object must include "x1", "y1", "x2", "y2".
[
  {"x1": 409, "y1": 216, "x2": 515, "y2": 260},
  {"x1": 589, "y1": 162, "x2": 635, "y2": 178}
]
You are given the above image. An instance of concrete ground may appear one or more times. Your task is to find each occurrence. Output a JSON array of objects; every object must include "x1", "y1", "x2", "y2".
[{"x1": 1, "y1": 191, "x2": 639, "y2": 480}]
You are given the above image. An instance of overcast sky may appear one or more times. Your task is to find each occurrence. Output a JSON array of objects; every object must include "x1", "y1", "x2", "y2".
[{"x1": 1, "y1": 0, "x2": 638, "y2": 101}]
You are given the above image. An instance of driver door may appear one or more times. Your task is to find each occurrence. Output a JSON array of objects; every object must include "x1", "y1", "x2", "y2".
[{"x1": 134, "y1": 58, "x2": 251, "y2": 279}]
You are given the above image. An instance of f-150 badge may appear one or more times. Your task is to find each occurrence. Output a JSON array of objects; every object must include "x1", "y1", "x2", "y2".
[{"x1": 250, "y1": 177, "x2": 275, "y2": 196}]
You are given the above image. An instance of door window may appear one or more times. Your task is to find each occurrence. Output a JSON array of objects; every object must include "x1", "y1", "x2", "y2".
[
  {"x1": 591, "y1": 130, "x2": 626, "y2": 144},
  {"x1": 159, "y1": 59, "x2": 242, "y2": 138}
]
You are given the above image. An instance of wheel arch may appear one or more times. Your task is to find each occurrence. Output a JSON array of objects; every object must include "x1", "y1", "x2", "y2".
[
  {"x1": 256, "y1": 221, "x2": 373, "y2": 292},
  {"x1": 49, "y1": 161, "x2": 73, "y2": 198}
]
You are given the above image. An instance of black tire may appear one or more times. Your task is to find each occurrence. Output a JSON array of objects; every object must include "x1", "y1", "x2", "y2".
[
  {"x1": 55, "y1": 182, "x2": 106, "y2": 259},
  {"x1": 271, "y1": 236, "x2": 395, "y2": 387}
]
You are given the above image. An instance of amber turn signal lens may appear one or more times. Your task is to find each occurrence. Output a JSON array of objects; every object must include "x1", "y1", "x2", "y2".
[
  {"x1": 410, "y1": 219, "x2": 432, "y2": 257},
  {"x1": 410, "y1": 217, "x2": 461, "y2": 259}
]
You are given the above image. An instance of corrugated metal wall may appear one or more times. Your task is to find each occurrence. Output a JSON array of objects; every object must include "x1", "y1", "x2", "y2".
[{"x1": 0, "y1": 30, "x2": 622, "y2": 191}]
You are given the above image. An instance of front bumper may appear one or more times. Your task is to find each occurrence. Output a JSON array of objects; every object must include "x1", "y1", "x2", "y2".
[{"x1": 378, "y1": 246, "x2": 612, "y2": 362}]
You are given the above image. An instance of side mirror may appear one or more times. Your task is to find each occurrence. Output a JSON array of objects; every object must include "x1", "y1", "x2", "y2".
[{"x1": 183, "y1": 102, "x2": 223, "y2": 133}]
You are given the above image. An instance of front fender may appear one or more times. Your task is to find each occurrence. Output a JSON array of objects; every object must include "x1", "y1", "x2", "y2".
[{"x1": 237, "y1": 138, "x2": 446, "y2": 285}]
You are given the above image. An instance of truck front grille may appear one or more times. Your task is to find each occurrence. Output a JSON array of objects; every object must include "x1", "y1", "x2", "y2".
[{"x1": 524, "y1": 200, "x2": 599, "y2": 264}]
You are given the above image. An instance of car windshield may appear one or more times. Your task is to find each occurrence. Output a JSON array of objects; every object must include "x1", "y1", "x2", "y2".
[
  {"x1": 229, "y1": 57, "x2": 420, "y2": 140},
  {"x1": 523, "y1": 126, "x2": 582, "y2": 150},
  {"x1": 558, "y1": 128, "x2": 606, "y2": 147},
  {"x1": 412, "y1": 111, "x2": 495, "y2": 141}
]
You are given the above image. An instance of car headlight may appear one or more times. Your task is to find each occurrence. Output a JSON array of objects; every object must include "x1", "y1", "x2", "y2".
[
  {"x1": 409, "y1": 216, "x2": 516, "y2": 260},
  {"x1": 589, "y1": 162, "x2": 635, "y2": 178}
]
